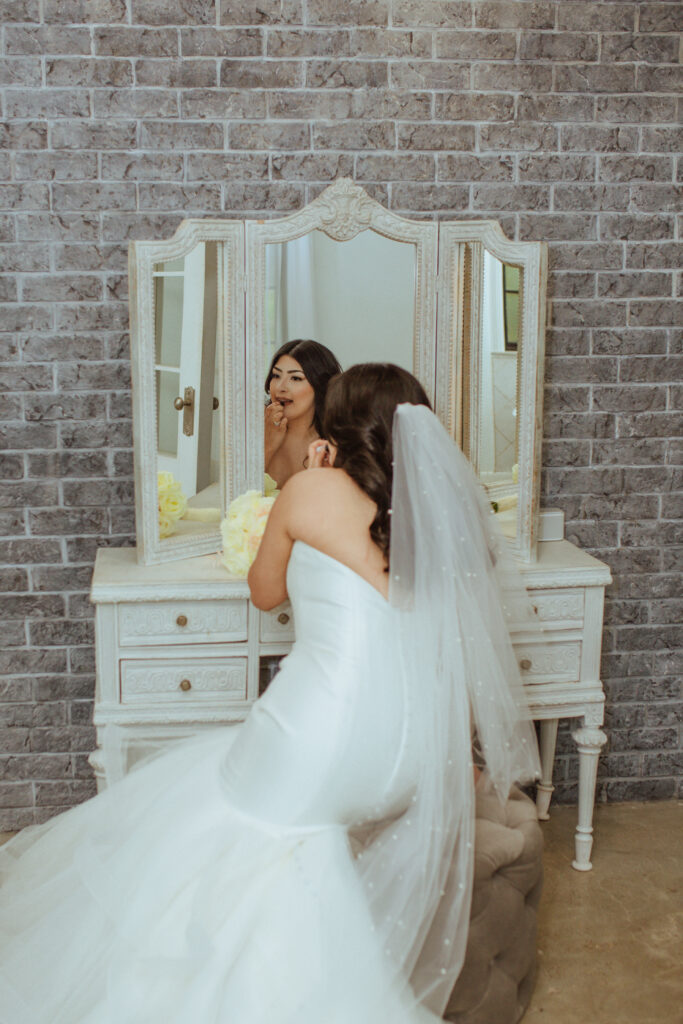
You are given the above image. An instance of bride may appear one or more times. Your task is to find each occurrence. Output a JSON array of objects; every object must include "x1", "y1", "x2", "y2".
[
  {"x1": 0, "y1": 364, "x2": 539, "y2": 1024},
  {"x1": 264, "y1": 338, "x2": 342, "y2": 487}
]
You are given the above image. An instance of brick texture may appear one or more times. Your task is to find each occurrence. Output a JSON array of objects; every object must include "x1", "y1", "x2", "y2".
[{"x1": 1, "y1": 0, "x2": 681, "y2": 826}]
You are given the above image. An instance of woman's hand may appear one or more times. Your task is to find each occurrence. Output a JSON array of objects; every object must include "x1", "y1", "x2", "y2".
[
  {"x1": 264, "y1": 401, "x2": 287, "y2": 463},
  {"x1": 306, "y1": 439, "x2": 337, "y2": 470}
]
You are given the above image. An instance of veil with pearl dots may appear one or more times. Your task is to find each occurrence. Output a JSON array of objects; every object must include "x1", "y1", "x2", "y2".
[{"x1": 354, "y1": 402, "x2": 541, "y2": 1018}]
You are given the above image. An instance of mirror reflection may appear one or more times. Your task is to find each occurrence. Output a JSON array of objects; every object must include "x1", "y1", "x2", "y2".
[
  {"x1": 264, "y1": 341, "x2": 341, "y2": 489},
  {"x1": 477, "y1": 252, "x2": 522, "y2": 534},
  {"x1": 154, "y1": 241, "x2": 222, "y2": 538},
  {"x1": 262, "y1": 229, "x2": 418, "y2": 488},
  {"x1": 264, "y1": 229, "x2": 417, "y2": 372}
]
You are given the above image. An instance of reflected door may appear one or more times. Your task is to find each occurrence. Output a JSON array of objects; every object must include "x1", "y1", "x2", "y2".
[{"x1": 154, "y1": 246, "x2": 206, "y2": 496}]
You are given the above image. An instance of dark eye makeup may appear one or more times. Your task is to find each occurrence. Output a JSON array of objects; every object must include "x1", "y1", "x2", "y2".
[{"x1": 271, "y1": 368, "x2": 306, "y2": 382}]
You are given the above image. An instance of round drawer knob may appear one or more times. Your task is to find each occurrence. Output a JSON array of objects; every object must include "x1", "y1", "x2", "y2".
[
  {"x1": 176, "y1": 614, "x2": 188, "y2": 627},
  {"x1": 277, "y1": 612, "x2": 290, "y2": 625},
  {"x1": 179, "y1": 679, "x2": 192, "y2": 692},
  {"x1": 519, "y1": 658, "x2": 532, "y2": 671}
]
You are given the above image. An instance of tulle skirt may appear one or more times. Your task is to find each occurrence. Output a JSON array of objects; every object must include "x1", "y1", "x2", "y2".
[{"x1": 0, "y1": 729, "x2": 436, "y2": 1024}]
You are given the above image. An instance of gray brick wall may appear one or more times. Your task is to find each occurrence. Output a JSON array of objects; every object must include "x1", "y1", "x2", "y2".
[{"x1": 1, "y1": 0, "x2": 681, "y2": 828}]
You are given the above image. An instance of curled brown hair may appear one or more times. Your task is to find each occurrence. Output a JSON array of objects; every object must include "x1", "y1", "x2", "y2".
[{"x1": 323, "y1": 363, "x2": 431, "y2": 564}]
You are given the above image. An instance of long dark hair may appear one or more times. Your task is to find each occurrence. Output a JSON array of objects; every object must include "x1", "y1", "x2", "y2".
[
  {"x1": 265, "y1": 339, "x2": 342, "y2": 437},
  {"x1": 323, "y1": 363, "x2": 431, "y2": 563}
]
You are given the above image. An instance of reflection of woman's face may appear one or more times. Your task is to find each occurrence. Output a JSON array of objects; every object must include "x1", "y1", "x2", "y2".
[{"x1": 269, "y1": 356, "x2": 316, "y2": 426}]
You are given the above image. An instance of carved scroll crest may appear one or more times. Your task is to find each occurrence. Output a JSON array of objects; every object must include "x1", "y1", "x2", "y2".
[{"x1": 310, "y1": 178, "x2": 380, "y2": 241}]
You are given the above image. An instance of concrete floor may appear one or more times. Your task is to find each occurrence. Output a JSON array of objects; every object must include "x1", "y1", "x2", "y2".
[
  {"x1": 2, "y1": 800, "x2": 681, "y2": 1022},
  {"x1": 526, "y1": 800, "x2": 682, "y2": 1024}
]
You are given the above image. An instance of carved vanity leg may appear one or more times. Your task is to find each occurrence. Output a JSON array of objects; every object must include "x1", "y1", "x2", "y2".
[
  {"x1": 570, "y1": 725, "x2": 607, "y2": 871},
  {"x1": 536, "y1": 718, "x2": 559, "y2": 821}
]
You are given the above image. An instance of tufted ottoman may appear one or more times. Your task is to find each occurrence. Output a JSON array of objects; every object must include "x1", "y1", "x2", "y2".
[{"x1": 444, "y1": 777, "x2": 543, "y2": 1024}]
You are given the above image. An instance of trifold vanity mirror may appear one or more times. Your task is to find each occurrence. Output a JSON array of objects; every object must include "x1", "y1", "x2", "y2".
[{"x1": 129, "y1": 179, "x2": 547, "y2": 566}]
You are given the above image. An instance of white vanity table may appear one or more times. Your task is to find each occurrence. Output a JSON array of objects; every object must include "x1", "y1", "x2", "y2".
[
  {"x1": 90, "y1": 533, "x2": 610, "y2": 871},
  {"x1": 90, "y1": 181, "x2": 611, "y2": 870}
]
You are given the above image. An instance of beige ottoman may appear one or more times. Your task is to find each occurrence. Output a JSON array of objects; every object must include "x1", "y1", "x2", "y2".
[{"x1": 445, "y1": 780, "x2": 543, "y2": 1024}]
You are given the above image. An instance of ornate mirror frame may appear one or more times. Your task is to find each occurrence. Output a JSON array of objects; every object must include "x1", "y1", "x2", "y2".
[
  {"x1": 128, "y1": 181, "x2": 547, "y2": 567},
  {"x1": 244, "y1": 179, "x2": 439, "y2": 491},
  {"x1": 436, "y1": 221, "x2": 548, "y2": 561},
  {"x1": 129, "y1": 220, "x2": 244, "y2": 565}
]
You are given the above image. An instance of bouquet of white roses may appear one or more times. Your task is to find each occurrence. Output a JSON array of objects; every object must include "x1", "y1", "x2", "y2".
[
  {"x1": 158, "y1": 471, "x2": 187, "y2": 538},
  {"x1": 219, "y1": 478, "x2": 278, "y2": 577}
]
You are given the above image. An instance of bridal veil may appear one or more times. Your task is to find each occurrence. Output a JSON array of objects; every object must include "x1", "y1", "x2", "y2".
[{"x1": 355, "y1": 402, "x2": 541, "y2": 1017}]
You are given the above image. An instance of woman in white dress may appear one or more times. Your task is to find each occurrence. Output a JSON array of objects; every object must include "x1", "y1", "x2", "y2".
[{"x1": 0, "y1": 364, "x2": 539, "y2": 1024}]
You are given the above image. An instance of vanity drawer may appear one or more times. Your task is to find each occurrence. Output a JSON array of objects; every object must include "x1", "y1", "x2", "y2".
[
  {"x1": 513, "y1": 641, "x2": 581, "y2": 684},
  {"x1": 260, "y1": 603, "x2": 295, "y2": 643},
  {"x1": 120, "y1": 657, "x2": 247, "y2": 704},
  {"x1": 118, "y1": 601, "x2": 248, "y2": 646},
  {"x1": 528, "y1": 589, "x2": 584, "y2": 630}
]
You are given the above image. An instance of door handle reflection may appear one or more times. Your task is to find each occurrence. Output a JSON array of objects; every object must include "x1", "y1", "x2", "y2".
[{"x1": 173, "y1": 386, "x2": 195, "y2": 437}]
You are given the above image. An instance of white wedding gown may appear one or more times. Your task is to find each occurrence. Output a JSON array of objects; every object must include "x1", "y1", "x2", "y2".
[{"x1": 0, "y1": 542, "x2": 439, "y2": 1024}]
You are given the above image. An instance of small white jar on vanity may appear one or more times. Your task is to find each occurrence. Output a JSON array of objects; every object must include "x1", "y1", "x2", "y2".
[{"x1": 90, "y1": 181, "x2": 611, "y2": 870}]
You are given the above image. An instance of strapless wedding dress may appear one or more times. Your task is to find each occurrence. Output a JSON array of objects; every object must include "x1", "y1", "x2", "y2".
[{"x1": 0, "y1": 542, "x2": 439, "y2": 1024}]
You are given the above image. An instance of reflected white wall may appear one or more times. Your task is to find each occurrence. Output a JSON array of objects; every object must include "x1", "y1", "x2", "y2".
[{"x1": 266, "y1": 230, "x2": 416, "y2": 372}]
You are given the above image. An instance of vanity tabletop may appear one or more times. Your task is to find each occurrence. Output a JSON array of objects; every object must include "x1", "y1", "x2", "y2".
[
  {"x1": 517, "y1": 539, "x2": 612, "y2": 589},
  {"x1": 90, "y1": 547, "x2": 250, "y2": 603},
  {"x1": 91, "y1": 539, "x2": 612, "y2": 605}
]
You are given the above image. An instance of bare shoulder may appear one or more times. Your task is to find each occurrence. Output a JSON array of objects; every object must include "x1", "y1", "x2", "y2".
[
  {"x1": 279, "y1": 467, "x2": 356, "y2": 519},
  {"x1": 276, "y1": 468, "x2": 387, "y2": 594},
  {"x1": 280, "y1": 467, "x2": 350, "y2": 500},
  {"x1": 249, "y1": 470, "x2": 374, "y2": 611},
  {"x1": 279, "y1": 468, "x2": 373, "y2": 539}
]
